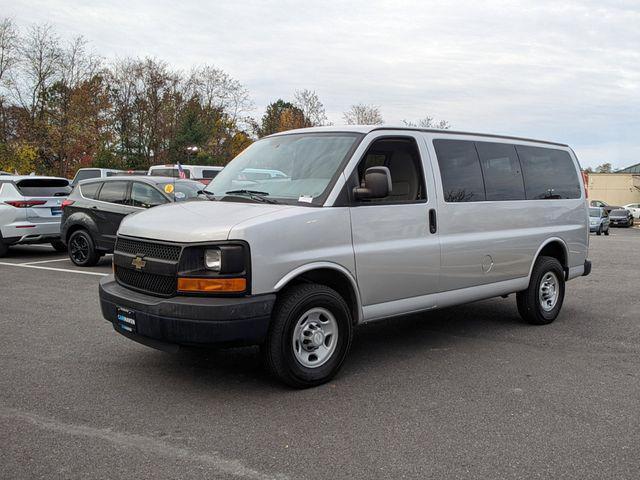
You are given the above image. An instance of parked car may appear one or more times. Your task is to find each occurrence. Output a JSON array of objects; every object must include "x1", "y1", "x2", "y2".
[
  {"x1": 0, "y1": 171, "x2": 11, "y2": 176},
  {"x1": 71, "y1": 168, "x2": 123, "y2": 185},
  {"x1": 148, "y1": 165, "x2": 223, "y2": 185},
  {"x1": 608, "y1": 208, "x2": 634, "y2": 227},
  {"x1": 0, "y1": 176, "x2": 71, "y2": 256},
  {"x1": 589, "y1": 199, "x2": 623, "y2": 213},
  {"x1": 61, "y1": 176, "x2": 205, "y2": 266},
  {"x1": 623, "y1": 203, "x2": 640, "y2": 219},
  {"x1": 589, "y1": 207, "x2": 610, "y2": 235},
  {"x1": 99, "y1": 126, "x2": 591, "y2": 388}
]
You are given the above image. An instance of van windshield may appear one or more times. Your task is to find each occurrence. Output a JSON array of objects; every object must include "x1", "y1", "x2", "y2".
[{"x1": 205, "y1": 133, "x2": 361, "y2": 205}]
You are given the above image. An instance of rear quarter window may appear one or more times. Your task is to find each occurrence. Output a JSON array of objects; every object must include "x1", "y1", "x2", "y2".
[
  {"x1": 476, "y1": 142, "x2": 526, "y2": 201},
  {"x1": 516, "y1": 146, "x2": 581, "y2": 199},
  {"x1": 80, "y1": 182, "x2": 101, "y2": 199},
  {"x1": 97, "y1": 181, "x2": 128, "y2": 204}
]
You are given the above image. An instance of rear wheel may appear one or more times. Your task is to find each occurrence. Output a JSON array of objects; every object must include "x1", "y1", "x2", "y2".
[
  {"x1": 50, "y1": 239, "x2": 67, "y2": 252},
  {"x1": 517, "y1": 256, "x2": 565, "y2": 325},
  {"x1": 604, "y1": 227, "x2": 610, "y2": 236},
  {"x1": 0, "y1": 241, "x2": 8, "y2": 258},
  {"x1": 263, "y1": 283, "x2": 353, "y2": 388},
  {"x1": 596, "y1": 226, "x2": 602, "y2": 236},
  {"x1": 68, "y1": 229, "x2": 99, "y2": 267}
]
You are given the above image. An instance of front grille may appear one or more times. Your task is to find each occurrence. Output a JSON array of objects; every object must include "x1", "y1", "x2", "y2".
[
  {"x1": 115, "y1": 265, "x2": 176, "y2": 296},
  {"x1": 115, "y1": 237, "x2": 181, "y2": 261}
]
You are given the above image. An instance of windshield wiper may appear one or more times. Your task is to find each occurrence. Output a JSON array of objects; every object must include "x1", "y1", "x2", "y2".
[{"x1": 224, "y1": 189, "x2": 279, "y2": 204}]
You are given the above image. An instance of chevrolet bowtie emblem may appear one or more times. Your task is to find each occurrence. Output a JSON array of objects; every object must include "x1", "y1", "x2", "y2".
[{"x1": 131, "y1": 256, "x2": 146, "y2": 270}]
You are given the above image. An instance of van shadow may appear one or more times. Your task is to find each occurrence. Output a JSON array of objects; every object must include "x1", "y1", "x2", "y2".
[{"x1": 144, "y1": 298, "x2": 526, "y2": 391}]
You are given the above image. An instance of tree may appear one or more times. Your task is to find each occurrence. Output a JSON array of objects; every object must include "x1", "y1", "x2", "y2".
[
  {"x1": 257, "y1": 99, "x2": 306, "y2": 137},
  {"x1": 596, "y1": 163, "x2": 612, "y2": 173},
  {"x1": 403, "y1": 117, "x2": 451, "y2": 129},
  {"x1": 343, "y1": 103, "x2": 383, "y2": 125},
  {"x1": 294, "y1": 89, "x2": 328, "y2": 127}
]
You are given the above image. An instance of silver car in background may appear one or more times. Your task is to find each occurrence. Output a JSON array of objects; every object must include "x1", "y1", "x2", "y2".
[
  {"x1": 0, "y1": 176, "x2": 71, "y2": 256},
  {"x1": 589, "y1": 207, "x2": 610, "y2": 235}
]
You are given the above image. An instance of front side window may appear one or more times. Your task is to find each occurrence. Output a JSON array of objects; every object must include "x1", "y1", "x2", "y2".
[
  {"x1": 433, "y1": 139, "x2": 486, "y2": 202},
  {"x1": 516, "y1": 146, "x2": 581, "y2": 199},
  {"x1": 130, "y1": 182, "x2": 167, "y2": 208},
  {"x1": 476, "y1": 142, "x2": 525, "y2": 201},
  {"x1": 98, "y1": 181, "x2": 128, "y2": 204},
  {"x1": 205, "y1": 133, "x2": 361, "y2": 205}
]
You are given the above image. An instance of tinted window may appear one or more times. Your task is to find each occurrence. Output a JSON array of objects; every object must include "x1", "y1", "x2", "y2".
[
  {"x1": 130, "y1": 182, "x2": 167, "y2": 208},
  {"x1": 202, "y1": 169, "x2": 221, "y2": 179},
  {"x1": 80, "y1": 182, "x2": 101, "y2": 199},
  {"x1": 433, "y1": 139, "x2": 485, "y2": 202},
  {"x1": 149, "y1": 168, "x2": 191, "y2": 178},
  {"x1": 589, "y1": 208, "x2": 600, "y2": 216},
  {"x1": 476, "y1": 142, "x2": 525, "y2": 200},
  {"x1": 98, "y1": 181, "x2": 128, "y2": 204},
  {"x1": 516, "y1": 146, "x2": 580, "y2": 199},
  {"x1": 74, "y1": 170, "x2": 100, "y2": 182},
  {"x1": 16, "y1": 179, "x2": 71, "y2": 197}
]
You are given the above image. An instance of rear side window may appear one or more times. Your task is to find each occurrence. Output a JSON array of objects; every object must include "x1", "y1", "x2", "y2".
[
  {"x1": 433, "y1": 140, "x2": 486, "y2": 202},
  {"x1": 476, "y1": 142, "x2": 525, "y2": 201},
  {"x1": 16, "y1": 179, "x2": 71, "y2": 197},
  {"x1": 80, "y1": 182, "x2": 101, "y2": 199},
  {"x1": 149, "y1": 168, "x2": 191, "y2": 178},
  {"x1": 98, "y1": 181, "x2": 128, "y2": 204},
  {"x1": 202, "y1": 169, "x2": 220, "y2": 179},
  {"x1": 516, "y1": 146, "x2": 581, "y2": 199},
  {"x1": 74, "y1": 170, "x2": 100, "y2": 182}
]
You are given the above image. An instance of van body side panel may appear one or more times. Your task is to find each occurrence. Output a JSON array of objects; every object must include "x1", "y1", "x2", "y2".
[
  {"x1": 228, "y1": 207, "x2": 356, "y2": 297},
  {"x1": 424, "y1": 133, "x2": 588, "y2": 292}
]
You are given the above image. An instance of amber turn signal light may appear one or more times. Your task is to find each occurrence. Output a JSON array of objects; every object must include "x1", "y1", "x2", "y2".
[{"x1": 177, "y1": 277, "x2": 246, "y2": 293}]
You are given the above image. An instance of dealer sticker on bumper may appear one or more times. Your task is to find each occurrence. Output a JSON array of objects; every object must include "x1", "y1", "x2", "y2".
[{"x1": 116, "y1": 307, "x2": 136, "y2": 333}]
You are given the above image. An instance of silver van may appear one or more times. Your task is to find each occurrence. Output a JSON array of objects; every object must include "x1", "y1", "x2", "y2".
[{"x1": 99, "y1": 126, "x2": 591, "y2": 387}]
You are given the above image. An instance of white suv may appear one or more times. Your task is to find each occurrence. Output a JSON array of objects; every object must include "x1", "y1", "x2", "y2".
[{"x1": 0, "y1": 176, "x2": 71, "y2": 256}]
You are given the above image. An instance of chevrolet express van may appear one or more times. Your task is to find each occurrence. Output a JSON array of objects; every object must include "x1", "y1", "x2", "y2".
[{"x1": 99, "y1": 126, "x2": 591, "y2": 388}]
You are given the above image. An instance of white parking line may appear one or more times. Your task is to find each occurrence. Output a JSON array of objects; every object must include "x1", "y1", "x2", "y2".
[
  {"x1": 21, "y1": 258, "x2": 70, "y2": 265},
  {"x1": 0, "y1": 261, "x2": 108, "y2": 276}
]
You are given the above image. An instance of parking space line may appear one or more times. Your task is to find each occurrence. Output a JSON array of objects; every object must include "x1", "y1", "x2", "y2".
[
  {"x1": 21, "y1": 258, "x2": 70, "y2": 265},
  {"x1": 0, "y1": 261, "x2": 108, "y2": 276}
]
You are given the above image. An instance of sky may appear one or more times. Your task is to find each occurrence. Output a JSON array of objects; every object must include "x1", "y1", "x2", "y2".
[{"x1": 2, "y1": 0, "x2": 639, "y2": 169}]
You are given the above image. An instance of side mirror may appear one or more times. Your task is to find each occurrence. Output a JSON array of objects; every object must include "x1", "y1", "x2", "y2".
[{"x1": 353, "y1": 166, "x2": 392, "y2": 200}]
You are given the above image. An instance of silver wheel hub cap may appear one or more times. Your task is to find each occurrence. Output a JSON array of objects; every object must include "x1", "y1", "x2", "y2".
[
  {"x1": 292, "y1": 307, "x2": 338, "y2": 368},
  {"x1": 539, "y1": 272, "x2": 559, "y2": 312}
]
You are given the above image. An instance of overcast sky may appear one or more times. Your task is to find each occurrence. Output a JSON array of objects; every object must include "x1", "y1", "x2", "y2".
[{"x1": 3, "y1": 0, "x2": 639, "y2": 169}]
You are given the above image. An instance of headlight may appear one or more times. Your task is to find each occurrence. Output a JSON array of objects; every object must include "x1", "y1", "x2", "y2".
[{"x1": 205, "y1": 248, "x2": 221, "y2": 271}]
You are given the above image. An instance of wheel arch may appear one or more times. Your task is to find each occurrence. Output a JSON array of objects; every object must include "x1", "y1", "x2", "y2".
[
  {"x1": 63, "y1": 213, "x2": 99, "y2": 244},
  {"x1": 273, "y1": 262, "x2": 363, "y2": 324},
  {"x1": 528, "y1": 237, "x2": 569, "y2": 280}
]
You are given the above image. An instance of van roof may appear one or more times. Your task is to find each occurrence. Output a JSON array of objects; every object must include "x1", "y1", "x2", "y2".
[{"x1": 268, "y1": 125, "x2": 569, "y2": 147}]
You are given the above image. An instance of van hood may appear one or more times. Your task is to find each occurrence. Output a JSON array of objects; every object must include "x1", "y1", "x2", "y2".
[{"x1": 118, "y1": 200, "x2": 294, "y2": 243}]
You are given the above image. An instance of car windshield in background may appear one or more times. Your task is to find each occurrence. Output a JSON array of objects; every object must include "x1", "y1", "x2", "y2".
[
  {"x1": 589, "y1": 208, "x2": 601, "y2": 217},
  {"x1": 150, "y1": 168, "x2": 191, "y2": 178},
  {"x1": 610, "y1": 209, "x2": 627, "y2": 216},
  {"x1": 16, "y1": 179, "x2": 71, "y2": 196},
  {"x1": 158, "y1": 181, "x2": 202, "y2": 202},
  {"x1": 205, "y1": 133, "x2": 361, "y2": 204}
]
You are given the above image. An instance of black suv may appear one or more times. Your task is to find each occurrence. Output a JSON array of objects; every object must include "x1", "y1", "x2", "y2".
[{"x1": 61, "y1": 176, "x2": 204, "y2": 266}]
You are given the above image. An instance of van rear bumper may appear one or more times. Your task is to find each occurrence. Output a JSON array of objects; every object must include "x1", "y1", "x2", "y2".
[{"x1": 99, "y1": 276, "x2": 275, "y2": 349}]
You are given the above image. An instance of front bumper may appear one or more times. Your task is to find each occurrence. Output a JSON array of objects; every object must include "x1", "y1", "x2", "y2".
[{"x1": 99, "y1": 276, "x2": 275, "y2": 350}]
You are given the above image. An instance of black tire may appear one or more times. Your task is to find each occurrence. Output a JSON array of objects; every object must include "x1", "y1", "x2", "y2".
[
  {"x1": 604, "y1": 227, "x2": 610, "y2": 236},
  {"x1": 263, "y1": 283, "x2": 353, "y2": 388},
  {"x1": 50, "y1": 239, "x2": 67, "y2": 252},
  {"x1": 0, "y1": 241, "x2": 8, "y2": 258},
  {"x1": 516, "y1": 256, "x2": 565, "y2": 325},
  {"x1": 67, "y1": 229, "x2": 99, "y2": 266},
  {"x1": 596, "y1": 226, "x2": 602, "y2": 236}
]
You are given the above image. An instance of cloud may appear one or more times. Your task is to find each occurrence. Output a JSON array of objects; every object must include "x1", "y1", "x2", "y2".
[{"x1": 4, "y1": 0, "x2": 639, "y2": 169}]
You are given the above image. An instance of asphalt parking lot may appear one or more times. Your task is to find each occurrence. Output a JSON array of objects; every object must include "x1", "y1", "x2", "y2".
[{"x1": 1, "y1": 228, "x2": 639, "y2": 480}]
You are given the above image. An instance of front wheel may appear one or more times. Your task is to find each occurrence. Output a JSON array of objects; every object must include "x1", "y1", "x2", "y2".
[
  {"x1": 263, "y1": 283, "x2": 353, "y2": 388},
  {"x1": 604, "y1": 227, "x2": 610, "y2": 236},
  {"x1": 68, "y1": 230, "x2": 99, "y2": 266},
  {"x1": 596, "y1": 226, "x2": 602, "y2": 236},
  {"x1": 516, "y1": 256, "x2": 565, "y2": 325}
]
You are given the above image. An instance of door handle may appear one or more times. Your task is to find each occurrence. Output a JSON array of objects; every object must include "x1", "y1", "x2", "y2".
[{"x1": 428, "y1": 209, "x2": 437, "y2": 234}]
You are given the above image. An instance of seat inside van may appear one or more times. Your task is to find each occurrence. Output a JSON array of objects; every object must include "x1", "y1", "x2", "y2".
[{"x1": 357, "y1": 138, "x2": 424, "y2": 202}]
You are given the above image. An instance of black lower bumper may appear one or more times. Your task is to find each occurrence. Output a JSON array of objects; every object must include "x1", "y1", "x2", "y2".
[{"x1": 99, "y1": 276, "x2": 275, "y2": 349}]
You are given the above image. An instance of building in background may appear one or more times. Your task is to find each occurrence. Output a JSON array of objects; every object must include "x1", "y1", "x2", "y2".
[{"x1": 587, "y1": 171, "x2": 640, "y2": 205}]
